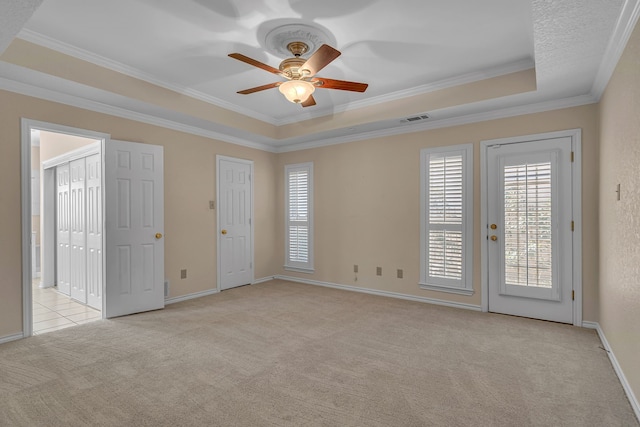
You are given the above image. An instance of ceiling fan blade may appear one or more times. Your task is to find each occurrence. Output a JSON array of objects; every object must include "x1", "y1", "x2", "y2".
[
  {"x1": 312, "y1": 77, "x2": 368, "y2": 92},
  {"x1": 301, "y1": 94, "x2": 316, "y2": 107},
  {"x1": 228, "y1": 53, "x2": 282, "y2": 75},
  {"x1": 237, "y1": 82, "x2": 281, "y2": 94},
  {"x1": 301, "y1": 44, "x2": 341, "y2": 76}
]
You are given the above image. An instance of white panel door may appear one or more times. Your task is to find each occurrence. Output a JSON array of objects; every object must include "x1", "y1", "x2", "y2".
[
  {"x1": 86, "y1": 153, "x2": 102, "y2": 310},
  {"x1": 487, "y1": 137, "x2": 573, "y2": 323},
  {"x1": 105, "y1": 140, "x2": 164, "y2": 318},
  {"x1": 218, "y1": 157, "x2": 253, "y2": 290},
  {"x1": 56, "y1": 164, "x2": 71, "y2": 295},
  {"x1": 70, "y1": 158, "x2": 87, "y2": 303}
]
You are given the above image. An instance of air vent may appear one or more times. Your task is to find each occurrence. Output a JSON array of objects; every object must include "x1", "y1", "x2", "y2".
[{"x1": 401, "y1": 114, "x2": 430, "y2": 123}]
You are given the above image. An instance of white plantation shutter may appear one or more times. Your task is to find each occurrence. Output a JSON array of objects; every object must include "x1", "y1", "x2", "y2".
[
  {"x1": 285, "y1": 163, "x2": 314, "y2": 271},
  {"x1": 420, "y1": 144, "x2": 473, "y2": 294}
]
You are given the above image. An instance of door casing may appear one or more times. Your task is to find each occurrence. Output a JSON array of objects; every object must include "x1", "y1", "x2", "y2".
[
  {"x1": 20, "y1": 118, "x2": 110, "y2": 337},
  {"x1": 480, "y1": 129, "x2": 583, "y2": 326},
  {"x1": 216, "y1": 155, "x2": 255, "y2": 291}
]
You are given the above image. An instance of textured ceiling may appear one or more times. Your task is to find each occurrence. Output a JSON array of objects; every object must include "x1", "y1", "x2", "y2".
[{"x1": 0, "y1": 0, "x2": 632, "y2": 150}]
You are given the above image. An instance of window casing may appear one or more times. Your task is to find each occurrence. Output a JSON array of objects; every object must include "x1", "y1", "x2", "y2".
[
  {"x1": 285, "y1": 163, "x2": 314, "y2": 273},
  {"x1": 420, "y1": 144, "x2": 473, "y2": 295}
]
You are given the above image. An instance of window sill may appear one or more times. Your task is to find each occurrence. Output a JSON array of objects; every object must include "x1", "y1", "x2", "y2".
[
  {"x1": 419, "y1": 283, "x2": 475, "y2": 296},
  {"x1": 284, "y1": 266, "x2": 315, "y2": 274}
]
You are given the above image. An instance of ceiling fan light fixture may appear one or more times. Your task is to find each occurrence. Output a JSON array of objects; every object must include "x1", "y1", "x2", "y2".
[{"x1": 278, "y1": 80, "x2": 315, "y2": 104}]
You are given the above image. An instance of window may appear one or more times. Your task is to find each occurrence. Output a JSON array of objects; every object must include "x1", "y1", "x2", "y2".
[
  {"x1": 420, "y1": 144, "x2": 473, "y2": 295},
  {"x1": 285, "y1": 163, "x2": 314, "y2": 273}
]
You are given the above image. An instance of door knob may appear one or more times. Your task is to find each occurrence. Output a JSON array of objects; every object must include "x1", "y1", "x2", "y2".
[
  {"x1": 490, "y1": 235, "x2": 498, "y2": 241},
  {"x1": 155, "y1": 233, "x2": 163, "y2": 239},
  {"x1": 221, "y1": 229, "x2": 227, "y2": 235},
  {"x1": 490, "y1": 224, "x2": 497, "y2": 229}
]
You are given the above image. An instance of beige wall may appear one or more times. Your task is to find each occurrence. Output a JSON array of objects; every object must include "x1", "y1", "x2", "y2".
[
  {"x1": 598, "y1": 19, "x2": 640, "y2": 407},
  {"x1": 0, "y1": 90, "x2": 278, "y2": 338},
  {"x1": 276, "y1": 105, "x2": 600, "y2": 319}
]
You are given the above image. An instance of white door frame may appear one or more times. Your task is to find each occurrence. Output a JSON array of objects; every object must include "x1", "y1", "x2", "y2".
[
  {"x1": 20, "y1": 118, "x2": 110, "y2": 337},
  {"x1": 215, "y1": 155, "x2": 255, "y2": 291},
  {"x1": 480, "y1": 129, "x2": 583, "y2": 326}
]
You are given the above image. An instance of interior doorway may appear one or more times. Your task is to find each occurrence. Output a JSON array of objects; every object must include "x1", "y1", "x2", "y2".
[{"x1": 29, "y1": 128, "x2": 104, "y2": 334}]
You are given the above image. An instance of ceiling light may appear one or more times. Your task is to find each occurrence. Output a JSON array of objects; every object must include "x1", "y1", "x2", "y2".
[{"x1": 278, "y1": 80, "x2": 315, "y2": 104}]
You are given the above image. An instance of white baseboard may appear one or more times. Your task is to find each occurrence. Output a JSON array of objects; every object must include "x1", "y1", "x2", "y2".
[
  {"x1": 165, "y1": 288, "x2": 219, "y2": 305},
  {"x1": 274, "y1": 275, "x2": 482, "y2": 312},
  {"x1": 584, "y1": 321, "x2": 640, "y2": 422},
  {"x1": 0, "y1": 333, "x2": 24, "y2": 345},
  {"x1": 252, "y1": 276, "x2": 275, "y2": 285}
]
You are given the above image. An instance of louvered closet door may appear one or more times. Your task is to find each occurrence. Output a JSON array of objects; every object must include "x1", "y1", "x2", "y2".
[
  {"x1": 487, "y1": 137, "x2": 573, "y2": 323},
  {"x1": 56, "y1": 164, "x2": 71, "y2": 295},
  {"x1": 70, "y1": 158, "x2": 87, "y2": 303}
]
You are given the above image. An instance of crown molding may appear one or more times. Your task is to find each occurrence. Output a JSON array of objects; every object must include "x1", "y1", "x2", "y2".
[
  {"x1": 0, "y1": 75, "x2": 277, "y2": 153},
  {"x1": 16, "y1": 29, "x2": 278, "y2": 125},
  {"x1": 272, "y1": 58, "x2": 535, "y2": 126},
  {"x1": 591, "y1": 0, "x2": 640, "y2": 99},
  {"x1": 275, "y1": 94, "x2": 597, "y2": 153}
]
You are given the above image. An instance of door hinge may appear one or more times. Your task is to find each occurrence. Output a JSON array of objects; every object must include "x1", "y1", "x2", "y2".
[
  {"x1": 249, "y1": 218, "x2": 251, "y2": 225},
  {"x1": 572, "y1": 290, "x2": 575, "y2": 300},
  {"x1": 571, "y1": 151, "x2": 574, "y2": 162},
  {"x1": 250, "y1": 262, "x2": 253, "y2": 269},
  {"x1": 571, "y1": 220, "x2": 574, "y2": 231}
]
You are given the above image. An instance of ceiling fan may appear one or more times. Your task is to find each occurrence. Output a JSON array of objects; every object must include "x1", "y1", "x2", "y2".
[{"x1": 229, "y1": 42, "x2": 368, "y2": 107}]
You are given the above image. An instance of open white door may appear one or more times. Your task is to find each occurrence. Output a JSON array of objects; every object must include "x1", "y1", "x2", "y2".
[{"x1": 105, "y1": 140, "x2": 164, "y2": 318}]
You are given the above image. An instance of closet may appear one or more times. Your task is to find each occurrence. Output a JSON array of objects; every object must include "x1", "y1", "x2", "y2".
[{"x1": 47, "y1": 143, "x2": 102, "y2": 310}]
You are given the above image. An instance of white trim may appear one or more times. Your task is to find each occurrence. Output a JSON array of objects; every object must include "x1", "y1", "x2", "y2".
[
  {"x1": 165, "y1": 288, "x2": 219, "y2": 305},
  {"x1": 252, "y1": 276, "x2": 275, "y2": 285},
  {"x1": 274, "y1": 59, "x2": 535, "y2": 126},
  {"x1": 418, "y1": 283, "x2": 475, "y2": 296},
  {"x1": 21, "y1": 119, "x2": 110, "y2": 338},
  {"x1": 42, "y1": 141, "x2": 101, "y2": 169},
  {"x1": 216, "y1": 155, "x2": 255, "y2": 292},
  {"x1": 591, "y1": 0, "x2": 640, "y2": 99},
  {"x1": 479, "y1": 129, "x2": 582, "y2": 326},
  {"x1": 16, "y1": 29, "x2": 277, "y2": 126},
  {"x1": 587, "y1": 322, "x2": 640, "y2": 422},
  {"x1": 0, "y1": 76, "x2": 277, "y2": 153},
  {"x1": 275, "y1": 275, "x2": 482, "y2": 312},
  {"x1": 276, "y1": 95, "x2": 597, "y2": 153},
  {"x1": 284, "y1": 266, "x2": 315, "y2": 274},
  {"x1": 0, "y1": 333, "x2": 24, "y2": 345}
]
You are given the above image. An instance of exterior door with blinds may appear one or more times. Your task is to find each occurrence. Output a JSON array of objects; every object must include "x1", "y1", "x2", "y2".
[{"x1": 486, "y1": 137, "x2": 573, "y2": 323}]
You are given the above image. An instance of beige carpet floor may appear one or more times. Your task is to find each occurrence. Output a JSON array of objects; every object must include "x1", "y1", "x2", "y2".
[{"x1": 0, "y1": 279, "x2": 637, "y2": 426}]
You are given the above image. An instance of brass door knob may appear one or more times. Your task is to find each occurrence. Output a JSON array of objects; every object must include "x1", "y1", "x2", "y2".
[
  {"x1": 221, "y1": 229, "x2": 227, "y2": 235},
  {"x1": 490, "y1": 235, "x2": 498, "y2": 241},
  {"x1": 155, "y1": 233, "x2": 163, "y2": 239},
  {"x1": 490, "y1": 224, "x2": 498, "y2": 230}
]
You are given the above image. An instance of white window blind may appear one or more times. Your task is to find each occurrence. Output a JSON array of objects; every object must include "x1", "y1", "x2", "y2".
[
  {"x1": 285, "y1": 163, "x2": 314, "y2": 272},
  {"x1": 420, "y1": 144, "x2": 473, "y2": 294}
]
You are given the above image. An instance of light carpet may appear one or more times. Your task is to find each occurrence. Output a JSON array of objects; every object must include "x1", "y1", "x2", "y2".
[{"x1": 0, "y1": 280, "x2": 637, "y2": 426}]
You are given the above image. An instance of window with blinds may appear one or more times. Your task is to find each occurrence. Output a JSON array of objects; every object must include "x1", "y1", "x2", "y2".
[
  {"x1": 503, "y1": 162, "x2": 552, "y2": 288},
  {"x1": 285, "y1": 163, "x2": 314, "y2": 272},
  {"x1": 420, "y1": 144, "x2": 473, "y2": 294}
]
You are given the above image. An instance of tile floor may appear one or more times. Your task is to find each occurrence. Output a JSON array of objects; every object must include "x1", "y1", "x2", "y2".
[{"x1": 32, "y1": 281, "x2": 101, "y2": 335}]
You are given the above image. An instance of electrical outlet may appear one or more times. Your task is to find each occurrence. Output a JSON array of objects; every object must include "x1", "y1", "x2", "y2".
[
  {"x1": 209, "y1": 200, "x2": 215, "y2": 210},
  {"x1": 397, "y1": 269, "x2": 403, "y2": 279},
  {"x1": 180, "y1": 269, "x2": 187, "y2": 279},
  {"x1": 376, "y1": 266, "x2": 382, "y2": 276},
  {"x1": 354, "y1": 264, "x2": 358, "y2": 273}
]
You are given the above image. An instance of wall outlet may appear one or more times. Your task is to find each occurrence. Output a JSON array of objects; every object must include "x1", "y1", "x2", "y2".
[
  {"x1": 397, "y1": 269, "x2": 403, "y2": 279},
  {"x1": 376, "y1": 266, "x2": 382, "y2": 276},
  {"x1": 354, "y1": 264, "x2": 358, "y2": 273},
  {"x1": 180, "y1": 269, "x2": 187, "y2": 279}
]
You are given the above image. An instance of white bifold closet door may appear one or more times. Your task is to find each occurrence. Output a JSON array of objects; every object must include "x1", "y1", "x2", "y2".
[
  {"x1": 69, "y1": 158, "x2": 87, "y2": 303},
  {"x1": 85, "y1": 153, "x2": 102, "y2": 310},
  {"x1": 56, "y1": 164, "x2": 71, "y2": 295}
]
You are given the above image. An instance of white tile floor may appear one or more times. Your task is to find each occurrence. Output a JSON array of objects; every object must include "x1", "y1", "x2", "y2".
[{"x1": 32, "y1": 282, "x2": 101, "y2": 335}]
